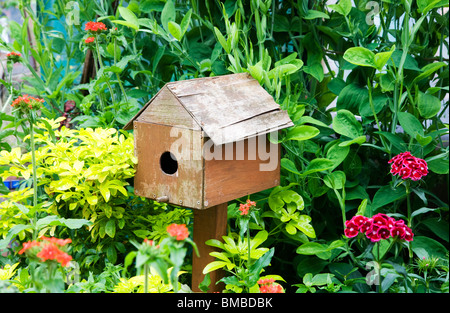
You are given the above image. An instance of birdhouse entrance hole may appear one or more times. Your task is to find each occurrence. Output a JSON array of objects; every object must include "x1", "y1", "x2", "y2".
[{"x1": 160, "y1": 151, "x2": 178, "y2": 175}]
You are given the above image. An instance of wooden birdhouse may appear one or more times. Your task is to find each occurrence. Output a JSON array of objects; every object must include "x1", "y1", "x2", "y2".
[{"x1": 124, "y1": 73, "x2": 293, "y2": 291}]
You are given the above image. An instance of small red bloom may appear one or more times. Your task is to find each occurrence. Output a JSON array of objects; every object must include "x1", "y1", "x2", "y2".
[
  {"x1": 366, "y1": 227, "x2": 381, "y2": 242},
  {"x1": 403, "y1": 226, "x2": 414, "y2": 242},
  {"x1": 18, "y1": 240, "x2": 40, "y2": 255},
  {"x1": 6, "y1": 51, "x2": 21, "y2": 63},
  {"x1": 377, "y1": 226, "x2": 391, "y2": 240},
  {"x1": 167, "y1": 223, "x2": 189, "y2": 241},
  {"x1": 85, "y1": 21, "x2": 107, "y2": 33},
  {"x1": 258, "y1": 278, "x2": 284, "y2": 293},
  {"x1": 391, "y1": 226, "x2": 405, "y2": 239},
  {"x1": 11, "y1": 94, "x2": 44, "y2": 111},
  {"x1": 239, "y1": 203, "x2": 250, "y2": 215},
  {"x1": 344, "y1": 221, "x2": 359, "y2": 238},
  {"x1": 84, "y1": 36, "x2": 95, "y2": 44},
  {"x1": 388, "y1": 152, "x2": 428, "y2": 181}
]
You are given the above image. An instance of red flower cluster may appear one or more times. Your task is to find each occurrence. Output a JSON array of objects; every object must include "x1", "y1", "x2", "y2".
[
  {"x1": 18, "y1": 236, "x2": 73, "y2": 267},
  {"x1": 388, "y1": 151, "x2": 428, "y2": 181},
  {"x1": 11, "y1": 94, "x2": 44, "y2": 111},
  {"x1": 167, "y1": 223, "x2": 189, "y2": 241},
  {"x1": 84, "y1": 21, "x2": 107, "y2": 33},
  {"x1": 257, "y1": 278, "x2": 284, "y2": 293},
  {"x1": 6, "y1": 51, "x2": 21, "y2": 63},
  {"x1": 239, "y1": 199, "x2": 256, "y2": 216},
  {"x1": 344, "y1": 213, "x2": 413, "y2": 242},
  {"x1": 84, "y1": 37, "x2": 95, "y2": 44}
]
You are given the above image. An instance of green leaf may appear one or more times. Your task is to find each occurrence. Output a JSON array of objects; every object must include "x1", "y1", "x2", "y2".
[
  {"x1": 413, "y1": 62, "x2": 447, "y2": 84},
  {"x1": 338, "y1": 135, "x2": 366, "y2": 147},
  {"x1": 180, "y1": 9, "x2": 192, "y2": 37},
  {"x1": 411, "y1": 236, "x2": 448, "y2": 259},
  {"x1": 202, "y1": 261, "x2": 231, "y2": 274},
  {"x1": 397, "y1": 111, "x2": 424, "y2": 137},
  {"x1": 117, "y1": 6, "x2": 139, "y2": 30},
  {"x1": 417, "y1": 92, "x2": 441, "y2": 119},
  {"x1": 304, "y1": 10, "x2": 330, "y2": 20},
  {"x1": 336, "y1": 84, "x2": 369, "y2": 114},
  {"x1": 168, "y1": 21, "x2": 182, "y2": 41},
  {"x1": 332, "y1": 109, "x2": 363, "y2": 139},
  {"x1": 285, "y1": 125, "x2": 320, "y2": 141},
  {"x1": 281, "y1": 158, "x2": 302, "y2": 175},
  {"x1": 303, "y1": 158, "x2": 334, "y2": 175},
  {"x1": 161, "y1": 0, "x2": 176, "y2": 32},
  {"x1": 105, "y1": 219, "x2": 116, "y2": 238},
  {"x1": 326, "y1": 142, "x2": 350, "y2": 170},
  {"x1": 426, "y1": 157, "x2": 449, "y2": 174},
  {"x1": 213, "y1": 27, "x2": 230, "y2": 54},
  {"x1": 343, "y1": 47, "x2": 376, "y2": 68},
  {"x1": 328, "y1": 0, "x2": 352, "y2": 16},
  {"x1": 323, "y1": 171, "x2": 346, "y2": 189},
  {"x1": 374, "y1": 45, "x2": 395, "y2": 71},
  {"x1": 371, "y1": 185, "x2": 406, "y2": 210}
]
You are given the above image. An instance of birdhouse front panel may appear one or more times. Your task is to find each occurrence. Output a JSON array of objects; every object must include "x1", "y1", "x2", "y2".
[{"x1": 133, "y1": 121, "x2": 204, "y2": 209}]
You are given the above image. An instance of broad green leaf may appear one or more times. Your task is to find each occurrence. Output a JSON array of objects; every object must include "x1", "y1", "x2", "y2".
[
  {"x1": 336, "y1": 84, "x2": 369, "y2": 114},
  {"x1": 203, "y1": 261, "x2": 231, "y2": 274},
  {"x1": 281, "y1": 158, "x2": 302, "y2": 175},
  {"x1": 417, "y1": 92, "x2": 441, "y2": 119},
  {"x1": 426, "y1": 157, "x2": 449, "y2": 174},
  {"x1": 294, "y1": 215, "x2": 316, "y2": 238},
  {"x1": 213, "y1": 27, "x2": 230, "y2": 54},
  {"x1": 304, "y1": 10, "x2": 330, "y2": 19},
  {"x1": 338, "y1": 135, "x2": 366, "y2": 147},
  {"x1": 328, "y1": 0, "x2": 352, "y2": 16},
  {"x1": 303, "y1": 158, "x2": 334, "y2": 175},
  {"x1": 412, "y1": 62, "x2": 447, "y2": 84},
  {"x1": 105, "y1": 219, "x2": 116, "y2": 238},
  {"x1": 332, "y1": 109, "x2": 363, "y2": 139},
  {"x1": 117, "y1": 6, "x2": 139, "y2": 30},
  {"x1": 180, "y1": 9, "x2": 192, "y2": 36},
  {"x1": 371, "y1": 185, "x2": 406, "y2": 210},
  {"x1": 285, "y1": 125, "x2": 320, "y2": 141},
  {"x1": 168, "y1": 21, "x2": 182, "y2": 41},
  {"x1": 411, "y1": 236, "x2": 448, "y2": 259},
  {"x1": 326, "y1": 142, "x2": 350, "y2": 170},
  {"x1": 343, "y1": 47, "x2": 376, "y2": 68},
  {"x1": 374, "y1": 45, "x2": 395, "y2": 71},
  {"x1": 397, "y1": 111, "x2": 424, "y2": 137},
  {"x1": 161, "y1": 0, "x2": 176, "y2": 32},
  {"x1": 323, "y1": 171, "x2": 346, "y2": 189}
]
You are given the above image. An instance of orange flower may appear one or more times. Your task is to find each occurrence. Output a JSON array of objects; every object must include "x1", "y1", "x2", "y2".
[
  {"x1": 85, "y1": 21, "x2": 107, "y2": 33},
  {"x1": 238, "y1": 199, "x2": 256, "y2": 216},
  {"x1": 258, "y1": 278, "x2": 284, "y2": 293},
  {"x1": 167, "y1": 223, "x2": 189, "y2": 241},
  {"x1": 19, "y1": 237, "x2": 73, "y2": 267},
  {"x1": 6, "y1": 51, "x2": 21, "y2": 63},
  {"x1": 18, "y1": 240, "x2": 40, "y2": 255},
  {"x1": 84, "y1": 36, "x2": 95, "y2": 44},
  {"x1": 11, "y1": 94, "x2": 44, "y2": 111}
]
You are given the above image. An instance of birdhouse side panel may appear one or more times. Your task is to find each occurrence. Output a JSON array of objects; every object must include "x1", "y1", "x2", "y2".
[
  {"x1": 203, "y1": 136, "x2": 280, "y2": 208},
  {"x1": 133, "y1": 121, "x2": 204, "y2": 209}
]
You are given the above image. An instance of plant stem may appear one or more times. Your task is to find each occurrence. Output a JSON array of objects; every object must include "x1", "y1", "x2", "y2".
[
  {"x1": 377, "y1": 242, "x2": 383, "y2": 293},
  {"x1": 29, "y1": 113, "x2": 38, "y2": 239},
  {"x1": 144, "y1": 263, "x2": 149, "y2": 293},
  {"x1": 405, "y1": 180, "x2": 413, "y2": 259}
]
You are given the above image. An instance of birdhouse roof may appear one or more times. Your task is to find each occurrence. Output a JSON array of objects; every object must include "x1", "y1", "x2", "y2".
[{"x1": 124, "y1": 73, "x2": 293, "y2": 145}]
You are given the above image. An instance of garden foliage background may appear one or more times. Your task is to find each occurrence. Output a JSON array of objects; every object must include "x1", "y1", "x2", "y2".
[{"x1": 0, "y1": 0, "x2": 449, "y2": 293}]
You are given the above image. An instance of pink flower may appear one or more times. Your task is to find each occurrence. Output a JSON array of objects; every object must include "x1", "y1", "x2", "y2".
[
  {"x1": 388, "y1": 152, "x2": 428, "y2": 181},
  {"x1": 344, "y1": 221, "x2": 359, "y2": 238},
  {"x1": 377, "y1": 226, "x2": 391, "y2": 240},
  {"x1": 391, "y1": 226, "x2": 405, "y2": 239},
  {"x1": 344, "y1": 214, "x2": 413, "y2": 242}
]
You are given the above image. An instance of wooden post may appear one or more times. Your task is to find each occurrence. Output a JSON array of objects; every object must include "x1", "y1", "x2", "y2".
[{"x1": 192, "y1": 203, "x2": 228, "y2": 292}]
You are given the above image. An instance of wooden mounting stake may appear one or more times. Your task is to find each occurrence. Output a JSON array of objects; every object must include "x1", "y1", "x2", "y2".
[{"x1": 191, "y1": 203, "x2": 228, "y2": 292}]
